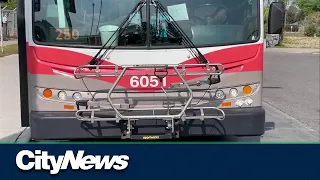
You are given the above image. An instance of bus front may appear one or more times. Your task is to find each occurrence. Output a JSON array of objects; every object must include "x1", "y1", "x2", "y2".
[{"x1": 20, "y1": 0, "x2": 265, "y2": 141}]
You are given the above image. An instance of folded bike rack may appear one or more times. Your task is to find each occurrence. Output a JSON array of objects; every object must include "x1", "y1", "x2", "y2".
[{"x1": 73, "y1": 63, "x2": 226, "y2": 139}]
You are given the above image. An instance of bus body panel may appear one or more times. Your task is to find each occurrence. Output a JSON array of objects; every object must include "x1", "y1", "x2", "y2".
[
  {"x1": 18, "y1": 0, "x2": 266, "y2": 140},
  {"x1": 26, "y1": 42, "x2": 264, "y2": 110}
]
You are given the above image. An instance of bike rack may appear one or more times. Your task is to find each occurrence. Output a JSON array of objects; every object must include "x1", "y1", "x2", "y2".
[{"x1": 73, "y1": 63, "x2": 226, "y2": 139}]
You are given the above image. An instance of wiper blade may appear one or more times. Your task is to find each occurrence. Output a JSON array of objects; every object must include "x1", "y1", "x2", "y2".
[
  {"x1": 88, "y1": 0, "x2": 146, "y2": 65},
  {"x1": 151, "y1": 0, "x2": 208, "y2": 64},
  {"x1": 88, "y1": 0, "x2": 208, "y2": 66}
]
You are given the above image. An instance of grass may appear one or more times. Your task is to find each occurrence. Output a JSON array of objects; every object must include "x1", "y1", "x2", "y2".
[
  {"x1": 278, "y1": 33, "x2": 320, "y2": 49},
  {"x1": 284, "y1": 32, "x2": 306, "y2": 37},
  {"x1": 272, "y1": 31, "x2": 320, "y2": 49},
  {"x1": 0, "y1": 43, "x2": 19, "y2": 57},
  {"x1": 274, "y1": 42, "x2": 287, "y2": 48}
]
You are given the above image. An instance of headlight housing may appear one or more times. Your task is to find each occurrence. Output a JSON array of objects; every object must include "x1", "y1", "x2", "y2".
[
  {"x1": 72, "y1": 92, "x2": 82, "y2": 101},
  {"x1": 57, "y1": 91, "x2": 67, "y2": 100},
  {"x1": 215, "y1": 90, "x2": 225, "y2": 100},
  {"x1": 229, "y1": 88, "x2": 239, "y2": 98}
]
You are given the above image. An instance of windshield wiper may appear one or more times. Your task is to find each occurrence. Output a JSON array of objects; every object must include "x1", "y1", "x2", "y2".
[
  {"x1": 88, "y1": 0, "x2": 209, "y2": 66},
  {"x1": 88, "y1": 0, "x2": 146, "y2": 65},
  {"x1": 151, "y1": 0, "x2": 208, "y2": 64}
]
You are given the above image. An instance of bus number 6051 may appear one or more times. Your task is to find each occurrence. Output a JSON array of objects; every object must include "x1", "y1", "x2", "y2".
[{"x1": 130, "y1": 76, "x2": 167, "y2": 88}]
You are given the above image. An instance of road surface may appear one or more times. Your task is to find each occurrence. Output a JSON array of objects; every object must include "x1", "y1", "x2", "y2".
[
  {"x1": 264, "y1": 49, "x2": 319, "y2": 133},
  {"x1": 0, "y1": 50, "x2": 319, "y2": 142}
]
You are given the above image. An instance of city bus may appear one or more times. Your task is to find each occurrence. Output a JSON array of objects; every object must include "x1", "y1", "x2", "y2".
[{"x1": 14, "y1": 0, "x2": 285, "y2": 141}]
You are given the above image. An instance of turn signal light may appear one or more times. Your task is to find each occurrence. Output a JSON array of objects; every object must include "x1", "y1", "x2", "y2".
[
  {"x1": 43, "y1": 88, "x2": 53, "y2": 99},
  {"x1": 243, "y1": 85, "x2": 252, "y2": 95}
]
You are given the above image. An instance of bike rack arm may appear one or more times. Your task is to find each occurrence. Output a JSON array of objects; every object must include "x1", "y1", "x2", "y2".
[
  {"x1": 106, "y1": 66, "x2": 194, "y2": 120},
  {"x1": 73, "y1": 64, "x2": 224, "y2": 79}
]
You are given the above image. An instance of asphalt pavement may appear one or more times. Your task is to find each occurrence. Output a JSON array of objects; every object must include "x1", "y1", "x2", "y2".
[
  {"x1": 0, "y1": 49, "x2": 319, "y2": 142},
  {"x1": 263, "y1": 49, "x2": 319, "y2": 133}
]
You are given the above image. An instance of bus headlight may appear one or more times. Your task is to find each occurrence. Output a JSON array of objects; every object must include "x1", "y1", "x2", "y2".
[
  {"x1": 57, "y1": 91, "x2": 67, "y2": 100},
  {"x1": 229, "y1": 88, "x2": 238, "y2": 98},
  {"x1": 215, "y1": 90, "x2": 225, "y2": 100},
  {"x1": 72, "y1": 92, "x2": 82, "y2": 101}
]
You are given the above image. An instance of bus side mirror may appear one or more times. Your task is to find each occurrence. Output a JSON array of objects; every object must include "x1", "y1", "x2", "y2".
[
  {"x1": 68, "y1": 0, "x2": 76, "y2": 13},
  {"x1": 268, "y1": 2, "x2": 285, "y2": 34},
  {"x1": 34, "y1": 0, "x2": 41, "y2": 12},
  {"x1": 62, "y1": 0, "x2": 76, "y2": 13}
]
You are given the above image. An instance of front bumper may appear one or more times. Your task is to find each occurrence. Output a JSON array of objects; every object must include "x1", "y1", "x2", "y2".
[{"x1": 29, "y1": 107, "x2": 265, "y2": 140}]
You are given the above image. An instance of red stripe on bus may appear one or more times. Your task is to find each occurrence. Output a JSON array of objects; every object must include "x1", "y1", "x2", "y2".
[
  {"x1": 26, "y1": 43, "x2": 263, "y2": 91},
  {"x1": 27, "y1": 43, "x2": 263, "y2": 72}
]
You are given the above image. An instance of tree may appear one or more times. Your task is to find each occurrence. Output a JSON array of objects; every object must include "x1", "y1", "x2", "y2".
[
  {"x1": 3, "y1": 0, "x2": 16, "y2": 10},
  {"x1": 286, "y1": 5, "x2": 299, "y2": 24},
  {"x1": 263, "y1": 4, "x2": 270, "y2": 37},
  {"x1": 296, "y1": 10, "x2": 305, "y2": 22},
  {"x1": 295, "y1": 0, "x2": 320, "y2": 36},
  {"x1": 296, "y1": 0, "x2": 320, "y2": 18},
  {"x1": 278, "y1": 0, "x2": 289, "y2": 7}
]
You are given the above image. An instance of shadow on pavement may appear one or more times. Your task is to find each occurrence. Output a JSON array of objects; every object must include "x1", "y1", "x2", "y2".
[
  {"x1": 0, "y1": 122, "x2": 276, "y2": 143},
  {"x1": 265, "y1": 122, "x2": 275, "y2": 131}
]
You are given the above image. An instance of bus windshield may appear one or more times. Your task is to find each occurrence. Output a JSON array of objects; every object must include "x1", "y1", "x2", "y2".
[{"x1": 33, "y1": 0, "x2": 260, "y2": 48}]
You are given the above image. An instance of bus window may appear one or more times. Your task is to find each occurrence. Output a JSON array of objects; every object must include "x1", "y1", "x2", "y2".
[
  {"x1": 150, "y1": 0, "x2": 259, "y2": 47},
  {"x1": 33, "y1": 0, "x2": 146, "y2": 47},
  {"x1": 33, "y1": 0, "x2": 259, "y2": 48}
]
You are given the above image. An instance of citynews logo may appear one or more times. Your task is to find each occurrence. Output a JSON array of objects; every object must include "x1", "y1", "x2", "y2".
[{"x1": 15, "y1": 150, "x2": 129, "y2": 175}]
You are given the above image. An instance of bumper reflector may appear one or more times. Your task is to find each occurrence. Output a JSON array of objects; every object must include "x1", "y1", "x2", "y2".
[
  {"x1": 221, "y1": 101, "x2": 232, "y2": 107},
  {"x1": 64, "y1": 105, "x2": 75, "y2": 110}
]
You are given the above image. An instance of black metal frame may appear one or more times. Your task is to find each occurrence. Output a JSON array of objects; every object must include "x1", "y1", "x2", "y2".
[{"x1": 17, "y1": 0, "x2": 29, "y2": 127}]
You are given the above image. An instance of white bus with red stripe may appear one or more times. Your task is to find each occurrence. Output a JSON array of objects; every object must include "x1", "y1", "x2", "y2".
[{"x1": 14, "y1": 0, "x2": 285, "y2": 141}]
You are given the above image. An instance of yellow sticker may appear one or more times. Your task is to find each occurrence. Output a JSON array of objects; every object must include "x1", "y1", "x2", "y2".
[{"x1": 142, "y1": 136, "x2": 160, "y2": 140}]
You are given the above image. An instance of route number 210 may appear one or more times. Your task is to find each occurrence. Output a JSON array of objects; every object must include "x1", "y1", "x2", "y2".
[{"x1": 130, "y1": 76, "x2": 167, "y2": 88}]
